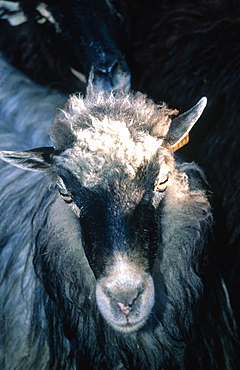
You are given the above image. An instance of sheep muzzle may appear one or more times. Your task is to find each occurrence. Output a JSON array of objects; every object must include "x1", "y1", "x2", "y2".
[{"x1": 95, "y1": 255, "x2": 155, "y2": 333}]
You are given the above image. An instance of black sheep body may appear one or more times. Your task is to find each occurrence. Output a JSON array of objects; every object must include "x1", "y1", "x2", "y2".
[{"x1": 0, "y1": 54, "x2": 238, "y2": 368}]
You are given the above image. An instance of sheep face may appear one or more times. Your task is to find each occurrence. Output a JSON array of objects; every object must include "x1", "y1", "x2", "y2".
[
  {"x1": 55, "y1": 150, "x2": 170, "y2": 333},
  {"x1": 45, "y1": 0, "x2": 131, "y2": 92},
  {"x1": 0, "y1": 92, "x2": 207, "y2": 334}
]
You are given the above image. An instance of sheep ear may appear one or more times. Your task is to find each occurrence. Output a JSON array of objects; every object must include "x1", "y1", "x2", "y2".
[
  {"x1": 0, "y1": 147, "x2": 54, "y2": 171},
  {"x1": 167, "y1": 97, "x2": 207, "y2": 149}
]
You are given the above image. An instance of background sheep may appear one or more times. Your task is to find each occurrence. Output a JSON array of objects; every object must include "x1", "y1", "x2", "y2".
[
  {"x1": 121, "y1": 0, "x2": 240, "y2": 336},
  {"x1": 0, "y1": 51, "x2": 67, "y2": 152},
  {"x1": 0, "y1": 0, "x2": 130, "y2": 92},
  {"x1": 0, "y1": 53, "x2": 239, "y2": 368}
]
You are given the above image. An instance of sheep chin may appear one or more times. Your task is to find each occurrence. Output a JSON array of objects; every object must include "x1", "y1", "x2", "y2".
[{"x1": 106, "y1": 316, "x2": 149, "y2": 334}]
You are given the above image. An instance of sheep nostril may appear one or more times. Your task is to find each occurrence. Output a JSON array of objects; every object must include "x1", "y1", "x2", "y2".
[
  {"x1": 109, "y1": 61, "x2": 121, "y2": 75},
  {"x1": 94, "y1": 60, "x2": 120, "y2": 76},
  {"x1": 116, "y1": 301, "x2": 132, "y2": 316},
  {"x1": 106, "y1": 286, "x2": 144, "y2": 315}
]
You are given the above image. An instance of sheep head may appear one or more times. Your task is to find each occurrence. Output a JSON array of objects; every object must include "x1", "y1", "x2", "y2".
[
  {"x1": 0, "y1": 0, "x2": 131, "y2": 92},
  {"x1": 0, "y1": 92, "x2": 207, "y2": 333}
]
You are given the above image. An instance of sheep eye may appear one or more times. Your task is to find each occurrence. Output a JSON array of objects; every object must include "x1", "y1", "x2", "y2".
[
  {"x1": 59, "y1": 190, "x2": 73, "y2": 204},
  {"x1": 154, "y1": 175, "x2": 168, "y2": 192}
]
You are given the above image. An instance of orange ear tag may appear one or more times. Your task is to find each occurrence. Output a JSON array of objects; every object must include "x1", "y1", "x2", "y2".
[{"x1": 172, "y1": 134, "x2": 189, "y2": 152}]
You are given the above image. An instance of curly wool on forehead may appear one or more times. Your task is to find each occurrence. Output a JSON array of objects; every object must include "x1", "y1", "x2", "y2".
[
  {"x1": 50, "y1": 91, "x2": 178, "y2": 152},
  {"x1": 51, "y1": 91, "x2": 177, "y2": 183},
  {"x1": 57, "y1": 116, "x2": 167, "y2": 187}
]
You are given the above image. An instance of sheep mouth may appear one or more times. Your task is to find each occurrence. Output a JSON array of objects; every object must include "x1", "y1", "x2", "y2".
[
  {"x1": 69, "y1": 64, "x2": 131, "y2": 93},
  {"x1": 105, "y1": 314, "x2": 150, "y2": 334}
]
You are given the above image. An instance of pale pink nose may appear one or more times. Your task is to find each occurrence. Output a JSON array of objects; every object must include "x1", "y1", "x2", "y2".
[{"x1": 116, "y1": 301, "x2": 132, "y2": 316}]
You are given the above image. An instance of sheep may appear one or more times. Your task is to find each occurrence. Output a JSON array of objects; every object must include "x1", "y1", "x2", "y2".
[
  {"x1": 122, "y1": 0, "x2": 240, "y2": 337},
  {"x1": 0, "y1": 0, "x2": 130, "y2": 93},
  {"x1": 0, "y1": 51, "x2": 68, "y2": 153},
  {"x1": 0, "y1": 53, "x2": 239, "y2": 368}
]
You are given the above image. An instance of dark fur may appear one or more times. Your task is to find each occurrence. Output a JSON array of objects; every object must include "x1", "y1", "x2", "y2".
[
  {"x1": 122, "y1": 0, "x2": 240, "y2": 337},
  {"x1": 0, "y1": 0, "x2": 130, "y2": 92},
  {"x1": 0, "y1": 63, "x2": 239, "y2": 367}
]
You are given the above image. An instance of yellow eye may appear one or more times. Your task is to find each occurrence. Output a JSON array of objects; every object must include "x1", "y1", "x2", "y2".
[
  {"x1": 59, "y1": 191, "x2": 73, "y2": 203},
  {"x1": 154, "y1": 175, "x2": 168, "y2": 192}
]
